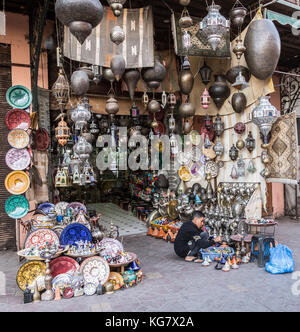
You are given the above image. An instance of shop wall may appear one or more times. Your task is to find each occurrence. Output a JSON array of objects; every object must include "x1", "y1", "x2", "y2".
[{"x1": 270, "y1": 74, "x2": 285, "y2": 218}]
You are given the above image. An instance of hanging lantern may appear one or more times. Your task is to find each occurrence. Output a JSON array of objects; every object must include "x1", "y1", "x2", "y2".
[
  {"x1": 199, "y1": 2, "x2": 230, "y2": 51},
  {"x1": 232, "y1": 71, "x2": 250, "y2": 90},
  {"x1": 245, "y1": 131, "x2": 255, "y2": 153},
  {"x1": 141, "y1": 56, "x2": 166, "y2": 90},
  {"x1": 110, "y1": 55, "x2": 126, "y2": 81},
  {"x1": 147, "y1": 99, "x2": 161, "y2": 114},
  {"x1": 237, "y1": 157, "x2": 245, "y2": 177},
  {"x1": 232, "y1": 92, "x2": 247, "y2": 113},
  {"x1": 179, "y1": 0, "x2": 190, "y2": 5},
  {"x1": 213, "y1": 138, "x2": 224, "y2": 157},
  {"x1": 182, "y1": 31, "x2": 192, "y2": 54},
  {"x1": 73, "y1": 136, "x2": 93, "y2": 161},
  {"x1": 234, "y1": 122, "x2": 246, "y2": 135},
  {"x1": 209, "y1": 75, "x2": 231, "y2": 110},
  {"x1": 110, "y1": 25, "x2": 125, "y2": 45},
  {"x1": 201, "y1": 89, "x2": 211, "y2": 110},
  {"x1": 204, "y1": 134, "x2": 212, "y2": 149},
  {"x1": 205, "y1": 114, "x2": 213, "y2": 131},
  {"x1": 123, "y1": 69, "x2": 140, "y2": 103},
  {"x1": 55, "y1": 0, "x2": 104, "y2": 45},
  {"x1": 55, "y1": 117, "x2": 70, "y2": 146},
  {"x1": 199, "y1": 62, "x2": 212, "y2": 85},
  {"x1": 90, "y1": 115, "x2": 100, "y2": 135},
  {"x1": 105, "y1": 95, "x2": 119, "y2": 115},
  {"x1": 168, "y1": 93, "x2": 177, "y2": 110},
  {"x1": 230, "y1": 2, "x2": 247, "y2": 28},
  {"x1": 178, "y1": 101, "x2": 195, "y2": 118},
  {"x1": 130, "y1": 103, "x2": 140, "y2": 118},
  {"x1": 252, "y1": 96, "x2": 280, "y2": 146},
  {"x1": 229, "y1": 144, "x2": 239, "y2": 161},
  {"x1": 169, "y1": 114, "x2": 176, "y2": 132},
  {"x1": 230, "y1": 165, "x2": 238, "y2": 179},
  {"x1": 52, "y1": 68, "x2": 69, "y2": 112},
  {"x1": 236, "y1": 139, "x2": 245, "y2": 150},
  {"x1": 107, "y1": 0, "x2": 127, "y2": 17},
  {"x1": 248, "y1": 159, "x2": 256, "y2": 174},
  {"x1": 71, "y1": 102, "x2": 91, "y2": 130},
  {"x1": 179, "y1": 8, "x2": 193, "y2": 29},
  {"x1": 233, "y1": 37, "x2": 246, "y2": 60},
  {"x1": 213, "y1": 113, "x2": 224, "y2": 137},
  {"x1": 71, "y1": 70, "x2": 90, "y2": 96},
  {"x1": 178, "y1": 57, "x2": 194, "y2": 96}
]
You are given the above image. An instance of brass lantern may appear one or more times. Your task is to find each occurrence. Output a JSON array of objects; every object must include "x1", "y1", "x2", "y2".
[
  {"x1": 55, "y1": 117, "x2": 70, "y2": 146},
  {"x1": 52, "y1": 68, "x2": 69, "y2": 112}
]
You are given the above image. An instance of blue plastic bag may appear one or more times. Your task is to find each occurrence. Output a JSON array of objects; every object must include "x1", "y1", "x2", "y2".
[{"x1": 265, "y1": 244, "x2": 294, "y2": 274}]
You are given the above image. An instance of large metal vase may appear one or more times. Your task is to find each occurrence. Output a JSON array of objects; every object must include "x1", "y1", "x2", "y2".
[
  {"x1": 141, "y1": 56, "x2": 166, "y2": 90},
  {"x1": 122, "y1": 69, "x2": 140, "y2": 102},
  {"x1": 244, "y1": 19, "x2": 281, "y2": 80},
  {"x1": 110, "y1": 55, "x2": 126, "y2": 81},
  {"x1": 178, "y1": 68, "x2": 194, "y2": 95},
  {"x1": 209, "y1": 75, "x2": 230, "y2": 110},
  {"x1": 71, "y1": 70, "x2": 90, "y2": 96},
  {"x1": 232, "y1": 92, "x2": 247, "y2": 113}
]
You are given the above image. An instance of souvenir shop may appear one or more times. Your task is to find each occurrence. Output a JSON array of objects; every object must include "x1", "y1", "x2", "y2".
[{"x1": 1, "y1": 0, "x2": 299, "y2": 303}]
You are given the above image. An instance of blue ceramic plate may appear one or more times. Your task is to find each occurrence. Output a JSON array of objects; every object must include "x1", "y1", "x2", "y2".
[
  {"x1": 5, "y1": 195, "x2": 29, "y2": 219},
  {"x1": 60, "y1": 223, "x2": 92, "y2": 246},
  {"x1": 6, "y1": 85, "x2": 32, "y2": 109},
  {"x1": 37, "y1": 203, "x2": 55, "y2": 215}
]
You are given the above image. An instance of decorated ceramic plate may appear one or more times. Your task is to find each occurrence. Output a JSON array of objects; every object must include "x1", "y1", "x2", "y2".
[
  {"x1": 5, "y1": 109, "x2": 31, "y2": 130},
  {"x1": 5, "y1": 148, "x2": 31, "y2": 171},
  {"x1": 37, "y1": 202, "x2": 55, "y2": 215},
  {"x1": 52, "y1": 225, "x2": 65, "y2": 238},
  {"x1": 34, "y1": 128, "x2": 49, "y2": 151},
  {"x1": 52, "y1": 273, "x2": 72, "y2": 292},
  {"x1": 60, "y1": 223, "x2": 92, "y2": 246},
  {"x1": 16, "y1": 260, "x2": 46, "y2": 291},
  {"x1": 24, "y1": 228, "x2": 59, "y2": 249},
  {"x1": 55, "y1": 201, "x2": 69, "y2": 216},
  {"x1": 105, "y1": 272, "x2": 124, "y2": 290},
  {"x1": 80, "y1": 256, "x2": 110, "y2": 286},
  {"x1": 98, "y1": 238, "x2": 124, "y2": 257},
  {"x1": 108, "y1": 252, "x2": 138, "y2": 268},
  {"x1": 177, "y1": 151, "x2": 192, "y2": 166},
  {"x1": 50, "y1": 256, "x2": 80, "y2": 279},
  {"x1": 178, "y1": 166, "x2": 192, "y2": 182},
  {"x1": 66, "y1": 202, "x2": 87, "y2": 214},
  {"x1": 5, "y1": 171, "x2": 30, "y2": 195},
  {"x1": 5, "y1": 195, "x2": 29, "y2": 219},
  {"x1": 7, "y1": 129, "x2": 30, "y2": 149},
  {"x1": 6, "y1": 85, "x2": 32, "y2": 109},
  {"x1": 190, "y1": 162, "x2": 201, "y2": 177}
]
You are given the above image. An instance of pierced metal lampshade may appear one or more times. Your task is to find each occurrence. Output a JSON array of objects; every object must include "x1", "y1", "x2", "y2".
[
  {"x1": 52, "y1": 68, "x2": 69, "y2": 112},
  {"x1": 199, "y1": 3, "x2": 230, "y2": 51},
  {"x1": 55, "y1": 117, "x2": 70, "y2": 146},
  {"x1": 199, "y1": 62, "x2": 212, "y2": 85}
]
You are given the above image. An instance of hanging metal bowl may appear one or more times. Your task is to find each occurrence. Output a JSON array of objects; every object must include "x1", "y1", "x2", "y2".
[{"x1": 226, "y1": 66, "x2": 251, "y2": 85}]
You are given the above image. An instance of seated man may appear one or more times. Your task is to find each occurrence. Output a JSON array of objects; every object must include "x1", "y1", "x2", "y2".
[{"x1": 174, "y1": 211, "x2": 221, "y2": 263}]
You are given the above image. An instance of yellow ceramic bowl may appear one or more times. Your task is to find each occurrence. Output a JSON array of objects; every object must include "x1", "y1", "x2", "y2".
[
  {"x1": 5, "y1": 171, "x2": 30, "y2": 195},
  {"x1": 178, "y1": 166, "x2": 192, "y2": 182}
]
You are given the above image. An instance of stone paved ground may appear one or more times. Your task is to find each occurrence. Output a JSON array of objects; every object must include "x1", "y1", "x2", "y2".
[{"x1": 0, "y1": 217, "x2": 299, "y2": 312}]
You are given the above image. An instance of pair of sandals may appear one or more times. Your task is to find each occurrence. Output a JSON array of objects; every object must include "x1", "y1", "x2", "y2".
[{"x1": 185, "y1": 255, "x2": 203, "y2": 263}]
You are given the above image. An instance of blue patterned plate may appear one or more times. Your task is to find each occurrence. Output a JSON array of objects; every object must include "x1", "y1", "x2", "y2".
[
  {"x1": 60, "y1": 223, "x2": 92, "y2": 246},
  {"x1": 37, "y1": 203, "x2": 55, "y2": 215},
  {"x1": 5, "y1": 195, "x2": 29, "y2": 219}
]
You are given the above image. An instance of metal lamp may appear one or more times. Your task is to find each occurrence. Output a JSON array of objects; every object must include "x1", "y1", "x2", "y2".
[
  {"x1": 199, "y1": 2, "x2": 230, "y2": 51},
  {"x1": 52, "y1": 68, "x2": 69, "y2": 112}
]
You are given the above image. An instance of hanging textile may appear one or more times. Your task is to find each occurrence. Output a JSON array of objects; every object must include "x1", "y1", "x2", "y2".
[
  {"x1": 267, "y1": 112, "x2": 299, "y2": 184},
  {"x1": 171, "y1": 12, "x2": 231, "y2": 58},
  {"x1": 63, "y1": 6, "x2": 154, "y2": 69},
  {"x1": 245, "y1": 187, "x2": 262, "y2": 220}
]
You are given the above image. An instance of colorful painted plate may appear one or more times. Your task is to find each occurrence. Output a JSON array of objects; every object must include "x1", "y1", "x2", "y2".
[
  {"x1": 98, "y1": 238, "x2": 124, "y2": 257},
  {"x1": 16, "y1": 260, "x2": 46, "y2": 291},
  {"x1": 24, "y1": 228, "x2": 59, "y2": 249},
  {"x1": 7, "y1": 129, "x2": 30, "y2": 149},
  {"x1": 80, "y1": 256, "x2": 110, "y2": 286},
  {"x1": 108, "y1": 252, "x2": 138, "y2": 268},
  {"x1": 6, "y1": 85, "x2": 32, "y2": 109},
  {"x1": 34, "y1": 128, "x2": 49, "y2": 151},
  {"x1": 5, "y1": 109, "x2": 31, "y2": 130},
  {"x1": 205, "y1": 161, "x2": 219, "y2": 178},
  {"x1": 52, "y1": 273, "x2": 72, "y2": 292},
  {"x1": 50, "y1": 256, "x2": 80, "y2": 279},
  {"x1": 5, "y1": 148, "x2": 31, "y2": 171},
  {"x1": 5, "y1": 171, "x2": 30, "y2": 195},
  {"x1": 105, "y1": 272, "x2": 124, "y2": 290},
  {"x1": 37, "y1": 203, "x2": 55, "y2": 215},
  {"x1": 66, "y1": 202, "x2": 87, "y2": 214},
  {"x1": 5, "y1": 195, "x2": 29, "y2": 219},
  {"x1": 60, "y1": 223, "x2": 92, "y2": 246}
]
